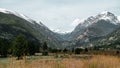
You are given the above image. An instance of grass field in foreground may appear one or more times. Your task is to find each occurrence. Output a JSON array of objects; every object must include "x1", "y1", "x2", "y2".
[{"x1": 0, "y1": 55, "x2": 120, "y2": 68}]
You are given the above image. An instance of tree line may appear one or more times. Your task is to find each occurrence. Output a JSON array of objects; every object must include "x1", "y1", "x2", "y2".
[
  {"x1": 0, "y1": 34, "x2": 40, "y2": 59},
  {"x1": 0, "y1": 34, "x2": 90, "y2": 59}
]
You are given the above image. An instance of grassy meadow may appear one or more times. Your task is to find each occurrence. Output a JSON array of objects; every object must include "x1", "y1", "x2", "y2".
[{"x1": 0, "y1": 53, "x2": 120, "y2": 68}]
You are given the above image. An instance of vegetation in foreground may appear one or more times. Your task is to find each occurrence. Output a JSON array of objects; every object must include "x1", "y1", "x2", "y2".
[
  {"x1": 0, "y1": 34, "x2": 120, "y2": 68},
  {"x1": 0, "y1": 55, "x2": 120, "y2": 68}
]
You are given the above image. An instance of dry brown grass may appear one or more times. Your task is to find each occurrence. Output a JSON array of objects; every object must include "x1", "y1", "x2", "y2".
[
  {"x1": 83, "y1": 55, "x2": 120, "y2": 68},
  {"x1": 0, "y1": 55, "x2": 120, "y2": 68}
]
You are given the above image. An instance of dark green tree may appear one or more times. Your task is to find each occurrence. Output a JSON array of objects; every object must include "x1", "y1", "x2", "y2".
[
  {"x1": 12, "y1": 34, "x2": 28, "y2": 60},
  {"x1": 50, "y1": 49, "x2": 59, "y2": 53},
  {"x1": 42, "y1": 41, "x2": 48, "y2": 55},
  {"x1": 0, "y1": 38, "x2": 9, "y2": 57},
  {"x1": 63, "y1": 48, "x2": 68, "y2": 53},
  {"x1": 72, "y1": 48, "x2": 74, "y2": 53},
  {"x1": 27, "y1": 41, "x2": 39, "y2": 55},
  {"x1": 43, "y1": 41, "x2": 48, "y2": 51},
  {"x1": 84, "y1": 48, "x2": 88, "y2": 52},
  {"x1": 75, "y1": 48, "x2": 83, "y2": 54}
]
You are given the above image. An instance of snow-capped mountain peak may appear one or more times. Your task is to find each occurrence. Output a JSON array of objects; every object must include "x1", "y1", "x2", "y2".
[
  {"x1": 0, "y1": 8, "x2": 12, "y2": 14},
  {"x1": 100, "y1": 11, "x2": 111, "y2": 15},
  {"x1": 0, "y1": 8, "x2": 35, "y2": 24},
  {"x1": 88, "y1": 11, "x2": 120, "y2": 25},
  {"x1": 98, "y1": 11, "x2": 115, "y2": 19},
  {"x1": 98, "y1": 11, "x2": 120, "y2": 25},
  {"x1": 75, "y1": 11, "x2": 120, "y2": 27},
  {"x1": 118, "y1": 16, "x2": 120, "y2": 21}
]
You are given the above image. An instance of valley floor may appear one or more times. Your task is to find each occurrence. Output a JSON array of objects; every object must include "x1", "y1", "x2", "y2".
[{"x1": 0, "y1": 54, "x2": 120, "y2": 68}]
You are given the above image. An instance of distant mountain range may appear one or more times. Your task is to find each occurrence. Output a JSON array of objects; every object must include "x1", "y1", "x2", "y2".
[
  {"x1": 0, "y1": 8, "x2": 120, "y2": 49},
  {"x1": 65, "y1": 11, "x2": 120, "y2": 49}
]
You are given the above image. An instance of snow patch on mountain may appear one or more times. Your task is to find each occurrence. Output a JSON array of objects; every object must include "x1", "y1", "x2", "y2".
[
  {"x1": 118, "y1": 16, "x2": 120, "y2": 21},
  {"x1": 18, "y1": 13, "x2": 35, "y2": 24},
  {"x1": 71, "y1": 18, "x2": 85, "y2": 26},
  {"x1": 76, "y1": 11, "x2": 120, "y2": 27},
  {"x1": 100, "y1": 11, "x2": 109, "y2": 15},
  {"x1": 0, "y1": 8, "x2": 13, "y2": 14},
  {"x1": 39, "y1": 22, "x2": 45, "y2": 26},
  {"x1": 100, "y1": 11, "x2": 120, "y2": 25},
  {"x1": 0, "y1": 8, "x2": 35, "y2": 24}
]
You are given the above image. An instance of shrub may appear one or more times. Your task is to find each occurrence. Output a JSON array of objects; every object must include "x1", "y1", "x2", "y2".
[{"x1": 75, "y1": 48, "x2": 83, "y2": 54}]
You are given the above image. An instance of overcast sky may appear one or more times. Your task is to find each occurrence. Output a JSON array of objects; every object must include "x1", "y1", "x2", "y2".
[{"x1": 0, "y1": 0, "x2": 120, "y2": 33}]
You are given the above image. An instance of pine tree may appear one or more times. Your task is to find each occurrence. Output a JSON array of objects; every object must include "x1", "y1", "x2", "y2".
[
  {"x1": 27, "y1": 41, "x2": 39, "y2": 55},
  {"x1": 75, "y1": 48, "x2": 83, "y2": 54},
  {"x1": 42, "y1": 41, "x2": 48, "y2": 55},
  {"x1": 0, "y1": 38, "x2": 9, "y2": 57},
  {"x1": 63, "y1": 48, "x2": 68, "y2": 53},
  {"x1": 43, "y1": 41, "x2": 48, "y2": 51},
  {"x1": 12, "y1": 34, "x2": 28, "y2": 60}
]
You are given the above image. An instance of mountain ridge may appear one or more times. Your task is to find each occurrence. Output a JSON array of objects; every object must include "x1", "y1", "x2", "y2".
[
  {"x1": 0, "y1": 8, "x2": 120, "y2": 49},
  {"x1": 0, "y1": 8, "x2": 64, "y2": 48}
]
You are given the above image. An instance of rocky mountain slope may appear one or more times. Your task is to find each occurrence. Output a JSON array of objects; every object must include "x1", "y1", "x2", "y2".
[
  {"x1": 0, "y1": 8, "x2": 120, "y2": 49},
  {"x1": 65, "y1": 11, "x2": 120, "y2": 48},
  {"x1": 92, "y1": 27, "x2": 120, "y2": 50},
  {"x1": 0, "y1": 8, "x2": 63, "y2": 48}
]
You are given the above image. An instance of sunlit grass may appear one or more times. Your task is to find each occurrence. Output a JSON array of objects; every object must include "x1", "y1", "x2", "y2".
[
  {"x1": 0, "y1": 55, "x2": 120, "y2": 68},
  {"x1": 83, "y1": 55, "x2": 120, "y2": 68}
]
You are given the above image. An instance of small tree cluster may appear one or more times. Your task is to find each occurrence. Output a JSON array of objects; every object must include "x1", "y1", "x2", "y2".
[
  {"x1": 12, "y1": 34, "x2": 40, "y2": 59},
  {"x1": 63, "y1": 48, "x2": 68, "y2": 53},
  {"x1": 42, "y1": 41, "x2": 48, "y2": 56},
  {"x1": 12, "y1": 35, "x2": 28, "y2": 59},
  {"x1": 0, "y1": 34, "x2": 40, "y2": 59},
  {"x1": 0, "y1": 38, "x2": 9, "y2": 57},
  {"x1": 75, "y1": 48, "x2": 83, "y2": 54}
]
